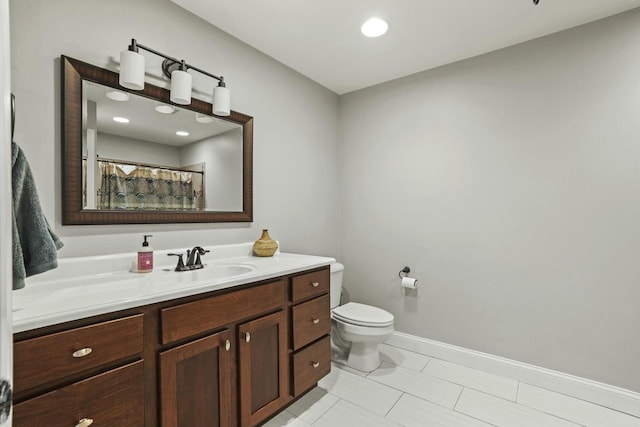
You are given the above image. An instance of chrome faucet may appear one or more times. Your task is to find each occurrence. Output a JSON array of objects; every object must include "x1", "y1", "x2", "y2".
[{"x1": 168, "y1": 246, "x2": 210, "y2": 271}]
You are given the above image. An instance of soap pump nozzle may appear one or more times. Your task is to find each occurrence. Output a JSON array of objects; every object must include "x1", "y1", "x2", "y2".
[{"x1": 142, "y1": 234, "x2": 153, "y2": 247}]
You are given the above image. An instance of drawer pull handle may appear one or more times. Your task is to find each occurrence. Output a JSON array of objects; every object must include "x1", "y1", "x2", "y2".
[
  {"x1": 75, "y1": 418, "x2": 94, "y2": 427},
  {"x1": 245, "y1": 332, "x2": 251, "y2": 343},
  {"x1": 225, "y1": 339, "x2": 231, "y2": 351},
  {"x1": 311, "y1": 318, "x2": 320, "y2": 325},
  {"x1": 311, "y1": 361, "x2": 320, "y2": 368},
  {"x1": 311, "y1": 282, "x2": 319, "y2": 288},
  {"x1": 72, "y1": 348, "x2": 93, "y2": 358}
]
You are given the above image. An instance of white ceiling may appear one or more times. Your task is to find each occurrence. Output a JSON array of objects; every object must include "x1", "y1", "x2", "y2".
[{"x1": 171, "y1": 0, "x2": 640, "y2": 94}]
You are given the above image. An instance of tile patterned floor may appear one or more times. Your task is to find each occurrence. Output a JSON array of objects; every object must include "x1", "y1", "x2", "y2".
[{"x1": 263, "y1": 343, "x2": 640, "y2": 427}]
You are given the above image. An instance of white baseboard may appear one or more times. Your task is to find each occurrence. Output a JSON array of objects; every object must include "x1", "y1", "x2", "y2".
[{"x1": 386, "y1": 331, "x2": 640, "y2": 418}]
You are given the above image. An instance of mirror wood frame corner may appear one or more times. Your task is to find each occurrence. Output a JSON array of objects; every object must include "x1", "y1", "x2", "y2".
[{"x1": 61, "y1": 55, "x2": 253, "y2": 225}]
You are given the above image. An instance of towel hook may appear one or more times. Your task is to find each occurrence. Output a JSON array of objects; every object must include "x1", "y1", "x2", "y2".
[{"x1": 398, "y1": 266, "x2": 410, "y2": 279}]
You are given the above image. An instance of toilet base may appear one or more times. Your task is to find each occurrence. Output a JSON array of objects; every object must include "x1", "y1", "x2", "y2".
[{"x1": 346, "y1": 342, "x2": 381, "y2": 372}]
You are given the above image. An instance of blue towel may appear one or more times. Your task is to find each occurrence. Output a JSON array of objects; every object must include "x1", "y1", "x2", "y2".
[{"x1": 12, "y1": 142, "x2": 63, "y2": 290}]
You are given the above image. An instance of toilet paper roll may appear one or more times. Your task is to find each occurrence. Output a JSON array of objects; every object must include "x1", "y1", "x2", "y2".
[{"x1": 401, "y1": 277, "x2": 418, "y2": 290}]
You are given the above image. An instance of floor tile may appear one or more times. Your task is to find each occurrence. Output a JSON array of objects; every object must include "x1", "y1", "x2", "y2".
[
  {"x1": 379, "y1": 343, "x2": 432, "y2": 372},
  {"x1": 317, "y1": 365, "x2": 403, "y2": 416},
  {"x1": 261, "y1": 410, "x2": 313, "y2": 427},
  {"x1": 331, "y1": 359, "x2": 369, "y2": 377},
  {"x1": 456, "y1": 388, "x2": 582, "y2": 427},
  {"x1": 386, "y1": 393, "x2": 494, "y2": 427},
  {"x1": 423, "y1": 358, "x2": 518, "y2": 401},
  {"x1": 368, "y1": 362, "x2": 463, "y2": 408},
  {"x1": 285, "y1": 386, "x2": 340, "y2": 424},
  {"x1": 517, "y1": 383, "x2": 640, "y2": 427},
  {"x1": 314, "y1": 399, "x2": 402, "y2": 427}
]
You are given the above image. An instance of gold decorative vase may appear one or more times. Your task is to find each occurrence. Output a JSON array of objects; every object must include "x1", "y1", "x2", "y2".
[{"x1": 253, "y1": 229, "x2": 278, "y2": 257}]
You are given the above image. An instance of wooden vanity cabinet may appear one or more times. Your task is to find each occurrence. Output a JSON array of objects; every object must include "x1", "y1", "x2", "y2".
[
  {"x1": 238, "y1": 310, "x2": 288, "y2": 427},
  {"x1": 13, "y1": 266, "x2": 331, "y2": 427},
  {"x1": 159, "y1": 329, "x2": 233, "y2": 427}
]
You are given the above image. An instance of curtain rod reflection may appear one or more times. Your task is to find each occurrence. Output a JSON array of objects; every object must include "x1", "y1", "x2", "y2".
[{"x1": 93, "y1": 156, "x2": 204, "y2": 174}]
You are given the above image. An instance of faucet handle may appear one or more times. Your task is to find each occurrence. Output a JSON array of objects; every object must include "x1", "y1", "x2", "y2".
[{"x1": 167, "y1": 253, "x2": 188, "y2": 272}]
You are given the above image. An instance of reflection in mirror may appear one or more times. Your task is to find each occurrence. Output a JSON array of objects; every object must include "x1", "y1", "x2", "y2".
[
  {"x1": 82, "y1": 81, "x2": 243, "y2": 212},
  {"x1": 62, "y1": 55, "x2": 253, "y2": 225}
]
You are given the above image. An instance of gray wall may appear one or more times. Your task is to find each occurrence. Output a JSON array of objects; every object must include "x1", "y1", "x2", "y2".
[
  {"x1": 10, "y1": 0, "x2": 340, "y2": 258},
  {"x1": 181, "y1": 128, "x2": 243, "y2": 211},
  {"x1": 339, "y1": 9, "x2": 640, "y2": 392}
]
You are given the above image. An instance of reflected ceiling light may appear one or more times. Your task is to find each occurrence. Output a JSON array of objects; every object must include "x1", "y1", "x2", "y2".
[
  {"x1": 113, "y1": 117, "x2": 130, "y2": 123},
  {"x1": 176, "y1": 131, "x2": 189, "y2": 136},
  {"x1": 361, "y1": 17, "x2": 389, "y2": 37},
  {"x1": 155, "y1": 104, "x2": 175, "y2": 114},
  {"x1": 119, "y1": 38, "x2": 231, "y2": 116},
  {"x1": 195, "y1": 113, "x2": 214, "y2": 124},
  {"x1": 106, "y1": 89, "x2": 130, "y2": 101}
]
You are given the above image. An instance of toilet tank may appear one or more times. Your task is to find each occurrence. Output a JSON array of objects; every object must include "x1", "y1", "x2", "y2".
[{"x1": 330, "y1": 262, "x2": 344, "y2": 309}]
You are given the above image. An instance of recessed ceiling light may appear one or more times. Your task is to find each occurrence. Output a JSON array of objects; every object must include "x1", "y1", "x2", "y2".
[
  {"x1": 113, "y1": 117, "x2": 130, "y2": 123},
  {"x1": 195, "y1": 113, "x2": 214, "y2": 124},
  {"x1": 361, "y1": 17, "x2": 388, "y2": 38},
  {"x1": 155, "y1": 104, "x2": 175, "y2": 114},
  {"x1": 176, "y1": 131, "x2": 189, "y2": 136},
  {"x1": 106, "y1": 89, "x2": 130, "y2": 102}
]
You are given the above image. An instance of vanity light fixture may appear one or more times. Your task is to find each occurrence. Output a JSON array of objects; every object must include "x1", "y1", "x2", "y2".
[
  {"x1": 176, "y1": 131, "x2": 189, "y2": 136},
  {"x1": 119, "y1": 38, "x2": 231, "y2": 116},
  {"x1": 106, "y1": 89, "x2": 130, "y2": 102},
  {"x1": 113, "y1": 117, "x2": 130, "y2": 123},
  {"x1": 361, "y1": 17, "x2": 389, "y2": 38}
]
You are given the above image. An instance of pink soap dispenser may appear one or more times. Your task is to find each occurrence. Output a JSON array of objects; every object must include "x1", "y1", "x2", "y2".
[{"x1": 137, "y1": 234, "x2": 154, "y2": 273}]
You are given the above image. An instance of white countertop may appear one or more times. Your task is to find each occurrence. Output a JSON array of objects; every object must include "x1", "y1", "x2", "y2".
[{"x1": 13, "y1": 243, "x2": 335, "y2": 333}]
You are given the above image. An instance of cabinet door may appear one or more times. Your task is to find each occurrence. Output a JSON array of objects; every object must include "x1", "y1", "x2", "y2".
[
  {"x1": 238, "y1": 310, "x2": 289, "y2": 427},
  {"x1": 160, "y1": 329, "x2": 233, "y2": 427}
]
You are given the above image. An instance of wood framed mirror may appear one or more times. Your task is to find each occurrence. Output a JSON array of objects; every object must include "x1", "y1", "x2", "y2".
[{"x1": 61, "y1": 55, "x2": 253, "y2": 225}]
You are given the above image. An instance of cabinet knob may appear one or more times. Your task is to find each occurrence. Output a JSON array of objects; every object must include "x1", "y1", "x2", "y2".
[
  {"x1": 311, "y1": 362, "x2": 320, "y2": 369},
  {"x1": 72, "y1": 348, "x2": 93, "y2": 358},
  {"x1": 245, "y1": 332, "x2": 251, "y2": 343},
  {"x1": 311, "y1": 282, "x2": 319, "y2": 288},
  {"x1": 311, "y1": 318, "x2": 320, "y2": 325},
  {"x1": 75, "y1": 418, "x2": 94, "y2": 427},
  {"x1": 225, "y1": 339, "x2": 231, "y2": 351}
]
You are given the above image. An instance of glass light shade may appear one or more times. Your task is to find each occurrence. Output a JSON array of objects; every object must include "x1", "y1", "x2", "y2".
[
  {"x1": 170, "y1": 69, "x2": 192, "y2": 105},
  {"x1": 119, "y1": 50, "x2": 145, "y2": 90},
  {"x1": 213, "y1": 85, "x2": 230, "y2": 116}
]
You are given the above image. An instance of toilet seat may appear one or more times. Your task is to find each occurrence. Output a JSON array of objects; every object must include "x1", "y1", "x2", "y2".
[{"x1": 332, "y1": 302, "x2": 394, "y2": 327}]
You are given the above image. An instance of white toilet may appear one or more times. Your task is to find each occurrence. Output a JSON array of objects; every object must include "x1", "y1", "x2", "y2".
[{"x1": 330, "y1": 262, "x2": 394, "y2": 372}]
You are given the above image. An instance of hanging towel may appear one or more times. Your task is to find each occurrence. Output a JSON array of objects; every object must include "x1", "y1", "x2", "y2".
[{"x1": 12, "y1": 142, "x2": 63, "y2": 290}]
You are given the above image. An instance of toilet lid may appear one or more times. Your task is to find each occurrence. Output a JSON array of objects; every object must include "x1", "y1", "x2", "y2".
[{"x1": 332, "y1": 302, "x2": 394, "y2": 327}]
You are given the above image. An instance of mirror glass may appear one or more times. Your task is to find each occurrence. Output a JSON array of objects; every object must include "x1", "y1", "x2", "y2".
[
  {"x1": 62, "y1": 55, "x2": 253, "y2": 225},
  {"x1": 82, "y1": 81, "x2": 243, "y2": 212}
]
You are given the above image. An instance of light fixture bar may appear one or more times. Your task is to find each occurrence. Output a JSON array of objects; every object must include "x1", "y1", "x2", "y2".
[{"x1": 129, "y1": 39, "x2": 225, "y2": 84}]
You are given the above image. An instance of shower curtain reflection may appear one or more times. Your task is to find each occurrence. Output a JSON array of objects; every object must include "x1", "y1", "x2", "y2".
[{"x1": 96, "y1": 161, "x2": 203, "y2": 210}]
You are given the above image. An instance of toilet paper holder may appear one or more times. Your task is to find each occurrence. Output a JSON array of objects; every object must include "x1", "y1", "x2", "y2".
[{"x1": 398, "y1": 266, "x2": 411, "y2": 279}]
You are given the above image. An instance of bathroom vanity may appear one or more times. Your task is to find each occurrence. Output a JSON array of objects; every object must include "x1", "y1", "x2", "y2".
[{"x1": 11, "y1": 244, "x2": 333, "y2": 427}]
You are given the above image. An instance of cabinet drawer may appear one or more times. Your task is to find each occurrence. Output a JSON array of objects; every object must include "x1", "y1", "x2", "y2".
[
  {"x1": 14, "y1": 314, "x2": 143, "y2": 393},
  {"x1": 161, "y1": 279, "x2": 287, "y2": 344},
  {"x1": 291, "y1": 268, "x2": 329, "y2": 303},
  {"x1": 292, "y1": 294, "x2": 330, "y2": 351},
  {"x1": 13, "y1": 360, "x2": 144, "y2": 427},
  {"x1": 292, "y1": 336, "x2": 331, "y2": 396}
]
